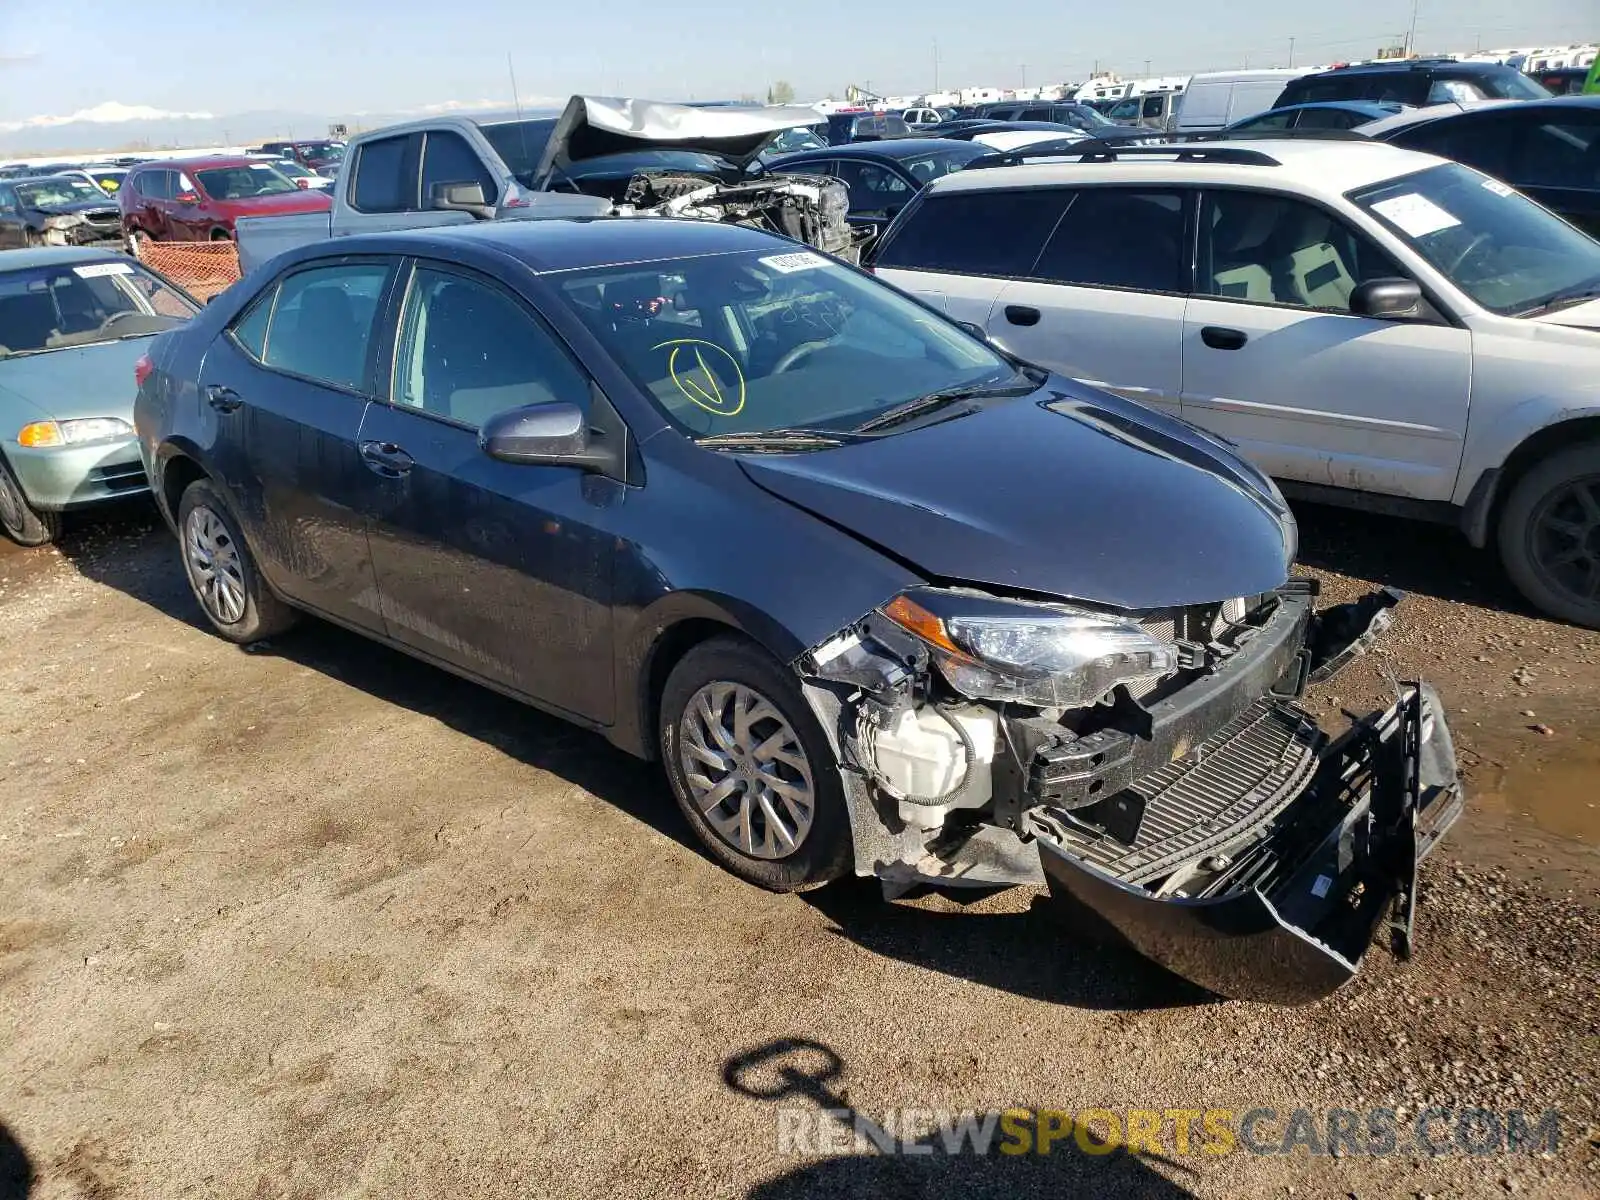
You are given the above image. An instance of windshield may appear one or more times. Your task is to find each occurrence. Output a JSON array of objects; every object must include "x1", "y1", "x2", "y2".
[
  {"x1": 557, "y1": 248, "x2": 1017, "y2": 438},
  {"x1": 1479, "y1": 68, "x2": 1552, "y2": 100},
  {"x1": 303, "y1": 142, "x2": 344, "y2": 161},
  {"x1": 1349, "y1": 162, "x2": 1600, "y2": 316},
  {"x1": 1106, "y1": 98, "x2": 1141, "y2": 121},
  {"x1": 196, "y1": 163, "x2": 299, "y2": 199},
  {"x1": 1067, "y1": 105, "x2": 1117, "y2": 127},
  {"x1": 0, "y1": 261, "x2": 196, "y2": 358},
  {"x1": 764, "y1": 127, "x2": 827, "y2": 156},
  {"x1": 15, "y1": 177, "x2": 103, "y2": 207},
  {"x1": 898, "y1": 144, "x2": 996, "y2": 179}
]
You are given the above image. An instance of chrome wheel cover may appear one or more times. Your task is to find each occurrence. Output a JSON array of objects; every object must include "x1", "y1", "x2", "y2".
[
  {"x1": 185, "y1": 505, "x2": 247, "y2": 625},
  {"x1": 679, "y1": 681, "x2": 816, "y2": 860}
]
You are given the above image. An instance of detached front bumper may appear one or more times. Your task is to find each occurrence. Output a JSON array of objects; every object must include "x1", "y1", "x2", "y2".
[{"x1": 1034, "y1": 683, "x2": 1460, "y2": 1005}]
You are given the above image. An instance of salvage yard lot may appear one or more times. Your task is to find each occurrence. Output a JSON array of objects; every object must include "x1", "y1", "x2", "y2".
[{"x1": 1, "y1": 503, "x2": 1596, "y2": 1199}]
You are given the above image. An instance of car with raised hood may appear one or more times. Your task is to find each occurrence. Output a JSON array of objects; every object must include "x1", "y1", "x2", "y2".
[
  {"x1": 0, "y1": 247, "x2": 196, "y2": 544},
  {"x1": 870, "y1": 138, "x2": 1600, "y2": 629},
  {"x1": 119, "y1": 156, "x2": 332, "y2": 245},
  {"x1": 232, "y1": 97, "x2": 859, "y2": 276},
  {"x1": 0, "y1": 175, "x2": 124, "y2": 248},
  {"x1": 133, "y1": 217, "x2": 1459, "y2": 1004}
]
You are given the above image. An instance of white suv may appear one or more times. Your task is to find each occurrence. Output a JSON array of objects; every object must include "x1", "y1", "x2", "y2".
[{"x1": 869, "y1": 140, "x2": 1600, "y2": 627}]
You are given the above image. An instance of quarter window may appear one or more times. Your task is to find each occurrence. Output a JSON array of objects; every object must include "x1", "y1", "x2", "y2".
[
  {"x1": 251, "y1": 263, "x2": 390, "y2": 390},
  {"x1": 393, "y1": 268, "x2": 589, "y2": 428},
  {"x1": 1032, "y1": 189, "x2": 1188, "y2": 293},
  {"x1": 1200, "y1": 191, "x2": 1404, "y2": 311}
]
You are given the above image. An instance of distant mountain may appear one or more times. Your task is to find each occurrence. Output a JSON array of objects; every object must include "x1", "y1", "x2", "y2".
[{"x1": 0, "y1": 100, "x2": 563, "y2": 158}]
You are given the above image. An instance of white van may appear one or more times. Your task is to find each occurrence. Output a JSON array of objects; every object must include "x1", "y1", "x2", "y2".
[{"x1": 1173, "y1": 68, "x2": 1312, "y2": 134}]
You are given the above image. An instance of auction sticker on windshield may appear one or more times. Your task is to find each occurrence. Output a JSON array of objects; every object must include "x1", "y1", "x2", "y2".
[
  {"x1": 73, "y1": 263, "x2": 134, "y2": 279},
  {"x1": 1371, "y1": 193, "x2": 1460, "y2": 238},
  {"x1": 1481, "y1": 178, "x2": 1515, "y2": 198},
  {"x1": 760, "y1": 251, "x2": 829, "y2": 274}
]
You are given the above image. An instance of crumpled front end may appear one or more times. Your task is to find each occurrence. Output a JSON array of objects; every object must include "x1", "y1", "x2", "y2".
[
  {"x1": 621, "y1": 171, "x2": 862, "y2": 262},
  {"x1": 38, "y1": 207, "x2": 125, "y2": 247},
  {"x1": 796, "y1": 582, "x2": 1461, "y2": 1005}
]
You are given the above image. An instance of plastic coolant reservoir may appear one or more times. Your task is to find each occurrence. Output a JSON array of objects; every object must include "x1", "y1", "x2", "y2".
[{"x1": 869, "y1": 704, "x2": 998, "y2": 806}]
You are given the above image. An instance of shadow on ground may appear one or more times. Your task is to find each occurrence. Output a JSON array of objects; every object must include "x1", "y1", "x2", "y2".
[
  {"x1": 1290, "y1": 501, "x2": 1534, "y2": 619},
  {"x1": 724, "y1": 1039, "x2": 1201, "y2": 1200},
  {"x1": 0, "y1": 1121, "x2": 33, "y2": 1200}
]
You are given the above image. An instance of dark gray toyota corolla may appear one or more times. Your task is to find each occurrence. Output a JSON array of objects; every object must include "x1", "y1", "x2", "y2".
[{"x1": 133, "y1": 217, "x2": 1460, "y2": 1004}]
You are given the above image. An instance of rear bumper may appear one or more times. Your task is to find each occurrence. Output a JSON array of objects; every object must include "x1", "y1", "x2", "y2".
[
  {"x1": 1035, "y1": 683, "x2": 1460, "y2": 1005},
  {"x1": 9, "y1": 437, "x2": 149, "y2": 510}
]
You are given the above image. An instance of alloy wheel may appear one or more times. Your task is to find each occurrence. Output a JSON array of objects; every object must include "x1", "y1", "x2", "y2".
[
  {"x1": 678, "y1": 681, "x2": 816, "y2": 860},
  {"x1": 1530, "y1": 475, "x2": 1600, "y2": 605},
  {"x1": 185, "y1": 505, "x2": 248, "y2": 625}
]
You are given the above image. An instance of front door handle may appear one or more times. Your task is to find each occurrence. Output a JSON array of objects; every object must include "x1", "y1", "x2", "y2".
[
  {"x1": 1200, "y1": 326, "x2": 1249, "y2": 351},
  {"x1": 1004, "y1": 305, "x2": 1041, "y2": 327},
  {"x1": 360, "y1": 440, "x2": 414, "y2": 478},
  {"x1": 204, "y1": 384, "x2": 242, "y2": 413}
]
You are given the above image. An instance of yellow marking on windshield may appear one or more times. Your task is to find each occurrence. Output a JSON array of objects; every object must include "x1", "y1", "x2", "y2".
[{"x1": 652, "y1": 338, "x2": 746, "y2": 417}]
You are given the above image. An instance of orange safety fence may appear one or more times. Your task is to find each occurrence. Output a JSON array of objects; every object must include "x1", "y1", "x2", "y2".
[{"x1": 132, "y1": 239, "x2": 242, "y2": 303}]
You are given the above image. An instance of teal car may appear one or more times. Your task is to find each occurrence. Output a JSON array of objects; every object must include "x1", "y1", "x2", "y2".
[{"x1": 0, "y1": 247, "x2": 196, "y2": 544}]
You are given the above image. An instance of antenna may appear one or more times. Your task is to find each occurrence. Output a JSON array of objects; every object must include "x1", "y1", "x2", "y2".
[
  {"x1": 508, "y1": 52, "x2": 524, "y2": 123},
  {"x1": 508, "y1": 53, "x2": 531, "y2": 188}
]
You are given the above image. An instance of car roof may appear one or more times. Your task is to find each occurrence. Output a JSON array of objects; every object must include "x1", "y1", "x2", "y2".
[
  {"x1": 774, "y1": 137, "x2": 981, "y2": 162},
  {"x1": 324, "y1": 216, "x2": 797, "y2": 275},
  {"x1": 928, "y1": 137, "x2": 1447, "y2": 196},
  {"x1": 0, "y1": 246, "x2": 137, "y2": 273},
  {"x1": 1360, "y1": 91, "x2": 1600, "y2": 136},
  {"x1": 132, "y1": 155, "x2": 261, "y2": 170},
  {"x1": 1301, "y1": 58, "x2": 1509, "y2": 78}
]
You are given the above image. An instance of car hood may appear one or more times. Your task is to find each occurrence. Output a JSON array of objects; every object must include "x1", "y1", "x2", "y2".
[
  {"x1": 213, "y1": 190, "x2": 333, "y2": 215},
  {"x1": 737, "y1": 380, "x2": 1296, "y2": 611},
  {"x1": 533, "y1": 95, "x2": 826, "y2": 183},
  {"x1": 0, "y1": 337, "x2": 149, "y2": 422},
  {"x1": 1532, "y1": 297, "x2": 1600, "y2": 332},
  {"x1": 27, "y1": 197, "x2": 119, "y2": 218}
]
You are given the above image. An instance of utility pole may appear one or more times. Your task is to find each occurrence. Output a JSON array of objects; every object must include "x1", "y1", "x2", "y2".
[
  {"x1": 1406, "y1": 0, "x2": 1420, "y2": 56},
  {"x1": 1144, "y1": 58, "x2": 1152, "y2": 77},
  {"x1": 932, "y1": 38, "x2": 939, "y2": 93},
  {"x1": 1020, "y1": 64, "x2": 1027, "y2": 88},
  {"x1": 1288, "y1": 37, "x2": 1296, "y2": 67}
]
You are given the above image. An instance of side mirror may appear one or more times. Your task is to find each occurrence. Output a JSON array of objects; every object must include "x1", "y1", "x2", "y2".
[
  {"x1": 428, "y1": 180, "x2": 494, "y2": 220},
  {"x1": 174, "y1": 191, "x2": 200, "y2": 204},
  {"x1": 1350, "y1": 278, "x2": 1423, "y2": 319},
  {"x1": 479, "y1": 401, "x2": 619, "y2": 474}
]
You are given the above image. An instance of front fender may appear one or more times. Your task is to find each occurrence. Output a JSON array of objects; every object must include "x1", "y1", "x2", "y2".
[{"x1": 1454, "y1": 403, "x2": 1600, "y2": 546}]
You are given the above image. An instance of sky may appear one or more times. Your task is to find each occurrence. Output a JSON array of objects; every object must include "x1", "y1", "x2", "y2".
[{"x1": 1, "y1": 0, "x2": 1595, "y2": 129}]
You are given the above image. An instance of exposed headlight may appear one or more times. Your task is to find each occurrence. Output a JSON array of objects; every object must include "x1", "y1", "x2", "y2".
[
  {"x1": 42, "y1": 214, "x2": 86, "y2": 229},
  {"x1": 17, "y1": 417, "x2": 134, "y2": 448},
  {"x1": 881, "y1": 589, "x2": 1178, "y2": 708}
]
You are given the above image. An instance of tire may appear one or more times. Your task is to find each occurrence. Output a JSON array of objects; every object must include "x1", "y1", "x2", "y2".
[
  {"x1": 0, "y1": 454, "x2": 61, "y2": 547},
  {"x1": 659, "y1": 635, "x2": 853, "y2": 891},
  {"x1": 1498, "y1": 441, "x2": 1600, "y2": 629},
  {"x1": 210, "y1": 228, "x2": 232, "y2": 242},
  {"x1": 176, "y1": 479, "x2": 297, "y2": 643}
]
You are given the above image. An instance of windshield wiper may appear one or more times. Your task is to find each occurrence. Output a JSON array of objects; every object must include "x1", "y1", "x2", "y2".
[
  {"x1": 1517, "y1": 281, "x2": 1600, "y2": 317},
  {"x1": 696, "y1": 428, "x2": 854, "y2": 450},
  {"x1": 851, "y1": 375, "x2": 1036, "y2": 434}
]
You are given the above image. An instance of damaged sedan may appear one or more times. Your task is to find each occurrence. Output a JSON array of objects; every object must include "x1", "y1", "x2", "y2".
[
  {"x1": 134, "y1": 218, "x2": 1460, "y2": 1005},
  {"x1": 0, "y1": 175, "x2": 125, "y2": 249}
]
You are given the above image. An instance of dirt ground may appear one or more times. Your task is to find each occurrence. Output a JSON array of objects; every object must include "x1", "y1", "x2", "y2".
[{"x1": 1, "y1": 499, "x2": 1596, "y2": 1200}]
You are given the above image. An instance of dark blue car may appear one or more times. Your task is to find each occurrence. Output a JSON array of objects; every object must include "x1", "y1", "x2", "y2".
[
  {"x1": 132, "y1": 218, "x2": 1459, "y2": 1004},
  {"x1": 764, "y1": 138, "x2": 996, "y2": 230}
]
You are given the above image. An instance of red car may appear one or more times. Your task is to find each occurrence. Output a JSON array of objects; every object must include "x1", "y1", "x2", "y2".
[{"x1": 119, "y1": 156, "x2": 331, "y2": 244}]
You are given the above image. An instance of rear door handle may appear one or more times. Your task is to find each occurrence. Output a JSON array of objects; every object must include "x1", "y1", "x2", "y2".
[
  {"x1": 204, "y1": 384, "x2": 242, "y2": 412},
  {"x1": 1200, "y1": 326, "x2": 1249, "y2": 351},
  {"x1": 1004, "y1": 305, "x2": 1041, "y2": 327},
  {"x1": 360, "y1": 440, "x2": 414, "y2": 478}
]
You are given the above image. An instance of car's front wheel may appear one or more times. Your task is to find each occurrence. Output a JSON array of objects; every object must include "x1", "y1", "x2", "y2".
[
  {"x1": 0, "y1": 455, "x2": 61, "y2": 546},
  {"x1": 1498, "y1": 442, "x2": 1600, "y2": 629},
  {"x1": 177, "y1": 479, "x2": 297, "y2": 643},
  {"x1": 659, "y1": 636, "x2": 853, "y2": 891}
]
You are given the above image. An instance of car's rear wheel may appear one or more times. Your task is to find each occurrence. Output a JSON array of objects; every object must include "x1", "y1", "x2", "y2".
[
  {"x1": 1498, "y1": 442, "x2": 1600, "y2": 629},
  {"x1": 659, "y1": 636, "x2": 852, "y2": 891},
  {"x1": 0, "y1": 455, "x2": 60, "y2": 546},
  {"x1": 209, "y1": 228, "x2": 232, "y2": 242},
  {"x1": 177, "y1": 479, "x2": 297, "y2": 643}
]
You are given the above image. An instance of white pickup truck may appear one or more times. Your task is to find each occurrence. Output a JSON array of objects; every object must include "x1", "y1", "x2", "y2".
[{"x1": 235, "y1": 96, "x2": 856, "y2": 275}]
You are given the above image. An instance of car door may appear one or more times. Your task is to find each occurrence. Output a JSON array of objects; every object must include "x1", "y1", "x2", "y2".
[
  {"x1": 988, "y1": 186, "x2": 1192, "y2": 417},
  {"x1": 1181, "y1": 188, "x2": 1471, "y2": 502},
  {"x1": 133, "y1": 169, "x2": 170, "y2": 238},
  {"x1": 871, "y1": 186, "x2": 1069, "y2": 327},
  {"x1": 0, "y1": 186, "x2": 23, "y2": 248},
  {"x1": 1507, "y1": 109, "x2": 1600, "y2": 238},
  {"x1": 196, "y1": 258, "x2": 396, "y2": 631},
  {"x1": 171, "y1": 170, "x2": 205, "y2": 240},
  {"x1": 355, "y1": 260, "x2": 617, "y2": 722}
]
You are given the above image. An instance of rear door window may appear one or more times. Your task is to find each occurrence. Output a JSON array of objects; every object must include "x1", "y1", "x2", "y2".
[
  {"x1": 874, "y1": 189, "x2": 1069, "y2": 276},
  {"x1": 254, "y1": 262, "x2": 392, "y2": 391},
  {"x1": 1030, "y1": 188, "x2": 1189, "y2": 293},
  {"x1": 351, "y1": 133, "x2": 420, "y2": 212}
]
